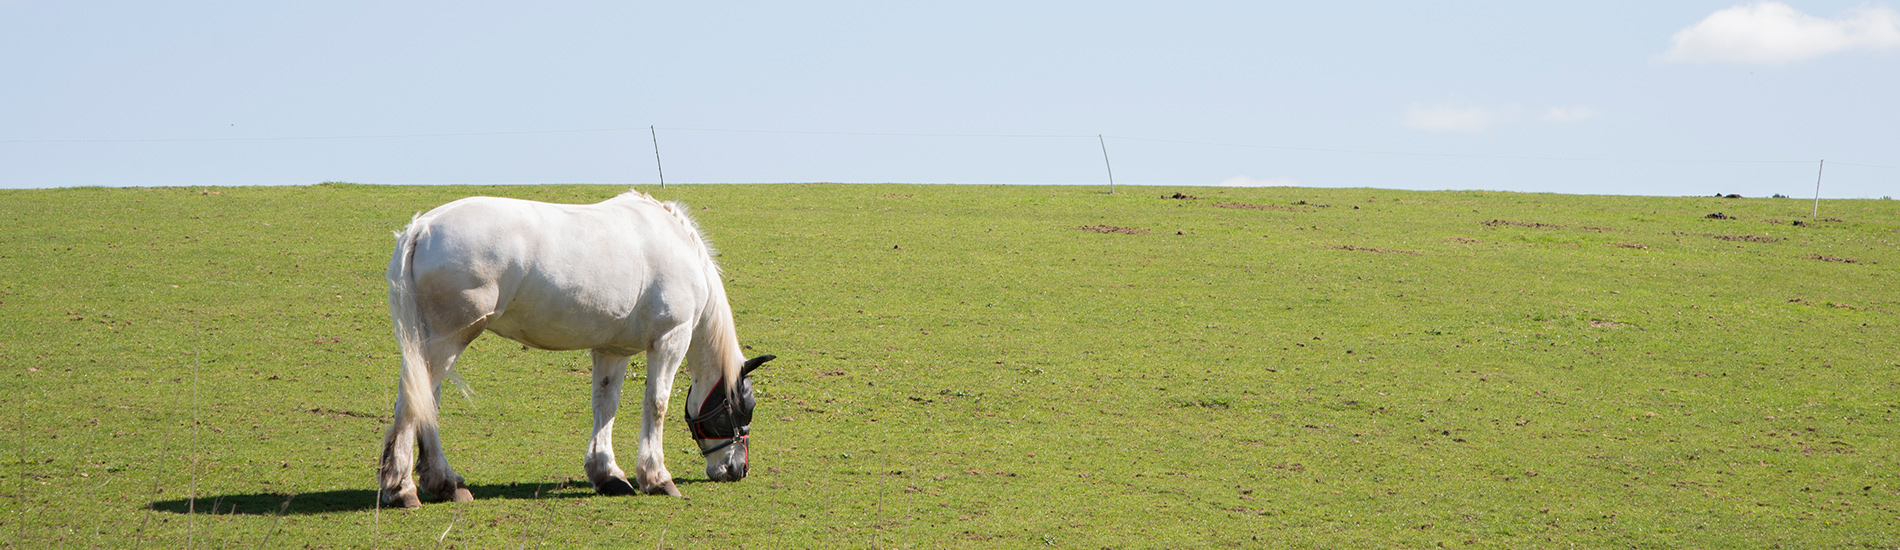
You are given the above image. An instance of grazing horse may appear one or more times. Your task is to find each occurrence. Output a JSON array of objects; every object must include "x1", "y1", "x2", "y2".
[{"x1": 377, "y1": 190, "x2": 773, "y2": 508}]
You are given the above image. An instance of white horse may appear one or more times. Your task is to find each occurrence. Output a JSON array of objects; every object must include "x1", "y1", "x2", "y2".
[{"x1": 378, "y1": 190, "x2": 773, "y2": 508}]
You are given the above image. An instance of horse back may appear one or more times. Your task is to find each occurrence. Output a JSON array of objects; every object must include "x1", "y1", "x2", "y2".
[{"x1": 401, "y1": 194, "x2": 713, "y2": 353}]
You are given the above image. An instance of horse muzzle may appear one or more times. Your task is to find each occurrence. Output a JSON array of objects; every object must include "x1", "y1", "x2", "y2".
[{"x1": 705, "y1": 436, "x2": 749, "y2": 482}]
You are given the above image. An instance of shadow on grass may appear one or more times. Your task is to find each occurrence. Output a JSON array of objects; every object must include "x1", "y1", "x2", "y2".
[{"x1": 148, "y1": 480, "x2": 616, "y2": 516}]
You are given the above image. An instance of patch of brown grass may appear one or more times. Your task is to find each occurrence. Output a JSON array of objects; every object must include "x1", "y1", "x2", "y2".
[
  {"x1": 1212, "y1": 202, "x2": 1298, "y2": 211},
  {"x1": 1329, "y1": 245, "x2": 1420, "y2": 255},
  {"x1": 1672, "y1": 232, "x2": 1780, "y2": 243},
  {"x1": 1079, "y1": 225, "x2": 1149, "y2": 235},
  {"x1": 1483, "y1": 220, "x2": 1564, "y2": 229},
  {"x1": 1806, "y1": 254, "x2": 1871, "y2": 264}
]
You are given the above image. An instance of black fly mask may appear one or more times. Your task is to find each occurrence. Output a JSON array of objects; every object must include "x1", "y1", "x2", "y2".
[{"x1": 685, "y1": 354, "x2": 774, "y2": 480}]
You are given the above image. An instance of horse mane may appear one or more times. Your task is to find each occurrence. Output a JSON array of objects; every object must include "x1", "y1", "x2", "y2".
[
  {"x1": 612, "y1": 190, "x2": 721, "y2": 274},
  {"x1": 610, "y1": 190, "x2": 743, "y2": 379}
]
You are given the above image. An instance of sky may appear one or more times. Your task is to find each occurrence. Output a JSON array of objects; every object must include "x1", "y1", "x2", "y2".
[{"x1": 2, "y1": 1, "x2": 1897, "y2": 197}]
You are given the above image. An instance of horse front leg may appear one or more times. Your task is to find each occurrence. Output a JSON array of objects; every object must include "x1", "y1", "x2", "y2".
[
  {"x1": 635, "y1": 329, "x2": 689, "y2": 497},
  {"x1": 584, "y1": 350, "x2": 638, "y2": 495}
]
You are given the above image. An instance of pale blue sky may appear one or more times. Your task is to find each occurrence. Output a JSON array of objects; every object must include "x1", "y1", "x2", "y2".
[{"x1": 3, "y1": 1, "x2": 1896, "y2": 197}]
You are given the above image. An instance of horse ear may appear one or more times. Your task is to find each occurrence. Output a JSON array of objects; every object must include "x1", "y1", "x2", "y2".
[{"x1": 741, "y1": 354, "x2": 776, "y2": 377}]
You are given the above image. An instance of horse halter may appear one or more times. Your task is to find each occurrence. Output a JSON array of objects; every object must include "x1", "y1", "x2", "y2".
[{"x1": 684, "y1": 355, "x2": 774, "y2": 456}]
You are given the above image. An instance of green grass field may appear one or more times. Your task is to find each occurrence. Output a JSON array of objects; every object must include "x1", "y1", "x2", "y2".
[{"x1": 3, "y1": 183, "x2": 1897, "y2": 548}]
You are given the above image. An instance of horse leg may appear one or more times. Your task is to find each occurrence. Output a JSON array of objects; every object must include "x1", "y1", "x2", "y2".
[
  {"x1": 634, "y1": 327, "x2": 691, "y2": 497},
  {"x1": 378, "y1": 334, "x2": 476, "y2": 507},
  {"x1": 378, "y1": 397, "x2": 424, "y2": 508},
  {"x1": 413, "y1": 334, "x2": 478, "y2": 503},
  {"x1": 583, "y1": 350, "x2": 638, "y2": 495}
]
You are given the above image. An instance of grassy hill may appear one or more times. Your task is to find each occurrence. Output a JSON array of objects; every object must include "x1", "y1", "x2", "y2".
[{"x1": 2, "y1": 183, "x2": 1896, "y2": 548}]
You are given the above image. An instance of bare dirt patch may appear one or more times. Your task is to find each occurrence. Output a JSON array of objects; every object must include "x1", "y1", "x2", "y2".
[
  {"x1": 1213, "y1": 202, "x2": 1299, "y2": 211},
  {"x1": 1791, "y1": 297, "x2": 1892, "y2": 313},
  {"x1": 1079, "y1": 225, "x2": 1150, "y2": 235},
  {"x1": 1330, "y1": 245, "x2": 1421, "y2": 255},
  {"x1": 308, "y1": 407, "x2": 384, "y2": 420},
  {"x1": 1446, "y1": 237, "x2": 1481, "y2": 244},
  {"x1": 1673, "y1": 232, "x2": 1781, "y2": 243},
  {"x1": 1806, "y1": 254, "x2": 1873, "y2": 265},
  {"x1": 1483, "y1": 220, "x2": 1564, "y2": 229},
  {"x1": 1608, "y1": 242, "x2": 1649, "y2": 249}
]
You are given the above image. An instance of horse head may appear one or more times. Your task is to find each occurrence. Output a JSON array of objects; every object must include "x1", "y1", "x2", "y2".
[{"x1": 686, "y1": 354, "x2": 774, "y2": 482}]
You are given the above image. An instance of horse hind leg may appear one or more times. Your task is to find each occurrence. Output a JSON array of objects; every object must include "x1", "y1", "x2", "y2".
[
  {"x1": 379, "y1": 314, "x2": 484, "y2": 507},
  {"x1": 413, "y1": 330, "x2": 481, "y2": 503},
  {"x1": 584, "y1": 350, "x2": 638, "y2": 495},
  {"x1": 378, "y1": 409, "x2": 423, "y2": 508}
]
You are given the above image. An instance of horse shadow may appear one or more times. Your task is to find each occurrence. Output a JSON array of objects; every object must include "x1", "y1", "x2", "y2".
[{"x1": 147, "y1": 479, "x2": 685, "y2": 516}]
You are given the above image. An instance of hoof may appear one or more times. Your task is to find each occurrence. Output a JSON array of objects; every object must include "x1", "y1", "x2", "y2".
[
  {"x1": 642, "y1": 479, "x2": 682, "y2": 498},
  {"x1": 424, "y1": 478, "x2": 473, "y2": 503},
  {"x1": 594, "y1": 476, "x2": 638, "y2": 496},
  {"x1": 385, "y1": 490, "x2": 422, "y2": 510}
]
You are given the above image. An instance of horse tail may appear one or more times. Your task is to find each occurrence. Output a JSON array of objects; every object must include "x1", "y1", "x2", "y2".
[{"x1": 387, "y1": 217, "x2": 438, "y2": 429}]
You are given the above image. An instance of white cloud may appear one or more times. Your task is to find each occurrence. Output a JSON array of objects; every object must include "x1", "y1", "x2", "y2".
[
  {"x1": 1661, "y1": 2, "x2": 1900, "y2": 64},
  {"x1": 1404, "y1": 104, "x2": 1508, "y2": 133},
  {"x1": 1541, "y1": 106, "x2": 1599, "y2": 123},
  {"x1": 1215, "y1": 175, "x2": 1297, "y2": 187}
]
